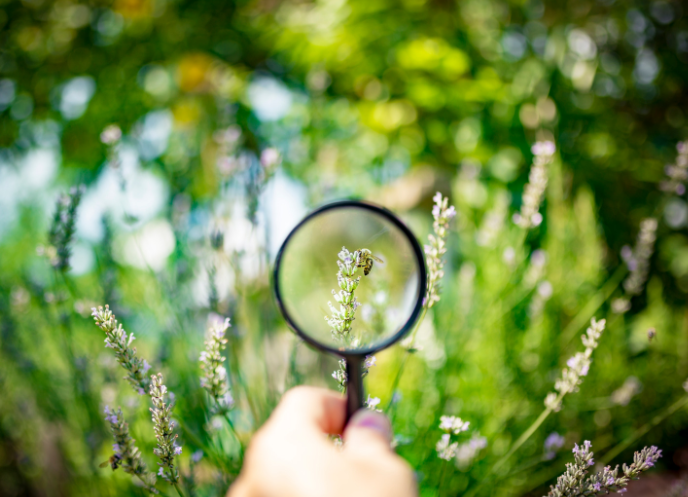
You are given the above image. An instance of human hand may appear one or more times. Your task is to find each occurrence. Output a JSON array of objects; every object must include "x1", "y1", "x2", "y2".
[{"x1": 228, "y1": 386, "x2": 417, "y2": 497}]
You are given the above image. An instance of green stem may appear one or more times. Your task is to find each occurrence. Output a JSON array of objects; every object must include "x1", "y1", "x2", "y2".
[
  {"x1": 385, "y1": 305, "x2": 428, "y2": 414},
  {"x1": 494, "y1": 407, "x2": 552, "y2": 473},
  {"x1": 173, "y1": 482, "x2": 185, "y2": 497},
  {"x1": 600, "y1": 394, "x2": 688, "y2": 465},
  {"x1": 224, "y1": 412, "x2": 246, "y2": 456},
  {"x1": 180, "y1": 424, "x2": 233, "y2": 474},
  {"x1": 437, "y1": 462, "x2": 449, "y2": 496},
  {"x1": 134, "y1": 474, "x2": 161, "y2": 496},
  {"x1": 561, "y1": 265, "x2": 626, "y2": 345},
  {"x1": 465, "y1": 407, "x2": 554, "y2": 497}
]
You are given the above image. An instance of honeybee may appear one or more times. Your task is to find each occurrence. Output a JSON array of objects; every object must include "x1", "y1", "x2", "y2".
[
  {"x1": 99, "y1": 453, "x2": 122, "y2": 470},
  {"x1": 356, "y1": 248, "x2": 384, "y2": 276}
]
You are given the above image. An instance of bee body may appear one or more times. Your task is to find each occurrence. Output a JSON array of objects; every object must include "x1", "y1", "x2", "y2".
[
  {"x1": 99, "y1": 454, "x2": 122, "y2": 470},
  {"x1": 355, "y1": 248, "x2": 384, "y2": 276}
]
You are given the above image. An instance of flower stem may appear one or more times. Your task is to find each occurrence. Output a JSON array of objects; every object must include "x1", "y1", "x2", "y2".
[
  {"x1": 464, "y1": 406, "x2": 554, "y2": 497},
  {"x1": 173, "y1": 482, "x2": 186, "y2": 497},
  {"x1": 600, "y1": 394, "x2": 688, "y2": 465},
  {"x1": 224, "y1": 414, "x2": 245, "y2": 457},
  {"x1": 494, "y1": 407, "x2": 552, "y2": 473},
  {"x1": 385, "y1": 305, "x2": 428, "y2": 414},
  {"x1": 561, "y1": 264, "x2": 626, "y2": 346}
]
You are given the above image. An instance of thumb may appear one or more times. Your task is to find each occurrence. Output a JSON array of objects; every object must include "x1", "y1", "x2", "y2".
[{"x1": 343, "y1": 409, "x2": 393, "y2": 457}]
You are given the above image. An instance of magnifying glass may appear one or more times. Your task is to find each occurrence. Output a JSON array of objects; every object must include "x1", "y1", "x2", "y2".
[{"x1": 274, "y1": 200, "x2": 426, "y2": 423}]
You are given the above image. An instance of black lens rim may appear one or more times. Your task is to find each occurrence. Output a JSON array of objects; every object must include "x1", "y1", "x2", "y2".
[{"x1": 273, "y1": 199, "x2": 427, "y2": 357}]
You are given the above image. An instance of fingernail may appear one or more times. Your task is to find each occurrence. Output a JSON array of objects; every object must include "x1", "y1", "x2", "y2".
[{"x1": 348, "y1": 410, "x2": 392, "y2": 442}]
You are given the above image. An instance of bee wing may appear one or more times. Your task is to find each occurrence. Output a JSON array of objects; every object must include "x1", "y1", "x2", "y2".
[
  {"x1": 371, "y1": 254, "x2": 384, "y2": 263},
  {"x1": 99, "y1": 461, "x2": 110, "y2": 468}
]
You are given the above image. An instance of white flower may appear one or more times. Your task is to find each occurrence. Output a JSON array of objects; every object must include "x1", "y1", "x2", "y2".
[
  {"x1": 439, "y1": 415, "x2": 470, "y2": 434},
  {"x1": 531, "y1": 140, "x2": 556, "y2": 156},
  {"x1": 366, "y1": 395, "x2": 382, "y2": 412},
  {"x1": 436, "y1": 433, "x2": 459, "y2": 461},
  {"x1": 100, "y1": 124, "x2": 122, "y2": 145}
]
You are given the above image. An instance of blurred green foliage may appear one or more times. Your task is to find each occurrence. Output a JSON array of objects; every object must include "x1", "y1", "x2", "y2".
[{"x1": 1, "y1": 0, "x2": 688, "y2": 495}]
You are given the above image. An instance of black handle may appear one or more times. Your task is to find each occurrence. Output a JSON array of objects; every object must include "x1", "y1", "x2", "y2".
[{"x1": 345, "y1": 355, "x2": 364, "y2": 425}]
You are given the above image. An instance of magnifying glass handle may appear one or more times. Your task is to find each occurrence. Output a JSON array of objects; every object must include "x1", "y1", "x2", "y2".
[{"x1": 345, "y1": 355, "x2": 364, "y2": 424}]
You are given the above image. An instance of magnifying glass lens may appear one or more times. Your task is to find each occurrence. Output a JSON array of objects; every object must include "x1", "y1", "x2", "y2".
[{"x1": 276, "y1": 205, "x2": 422, "y2": 352}]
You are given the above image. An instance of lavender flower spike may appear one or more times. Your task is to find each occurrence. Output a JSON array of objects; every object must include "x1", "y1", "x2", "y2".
[
  {"x1": 547, "y1": 441, "x2": 661, "y2": 497},
  {"x1": 621, "y1": 217, "x2": 658, "y2": 299},
  {"x1": 660, "y1": 139, "x2": 688, "y2": 195},
  {"x1": 149, "y1": 373, "x2": 181, "y2": 483},
  {"x1": 425, "y1": 192, "x2": 456, "y2": 308},
  {"x1": 545, "y1": 318, "x2": 605, "y2": 412},
  {"x1": 199, "y1": 317, "x2": 234, "y2": 413},
  {"x1": 92, "y1": 305, "x2": 151, "y2": 395},
  {"x1": 514, "y1": 140, "x2": 556, "y2": 229},
  {"x1": 436, "y1": 414, "x2": 471, "y2": 462},
  {"x1": 325, "y1": 246, "x2": 362, "y2": 345},
  {"x1": 103, "y1": 406, "x2": 158, "y2": 493}
]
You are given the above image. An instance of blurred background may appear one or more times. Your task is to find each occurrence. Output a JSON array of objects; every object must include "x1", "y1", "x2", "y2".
[{"x1": 1, "y1": 0, "x2": 688, "y2": 495}]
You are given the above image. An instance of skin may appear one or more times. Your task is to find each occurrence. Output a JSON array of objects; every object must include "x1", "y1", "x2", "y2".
[{"x1": 228, "y1": 386, "x2": 418, "y2": 497}]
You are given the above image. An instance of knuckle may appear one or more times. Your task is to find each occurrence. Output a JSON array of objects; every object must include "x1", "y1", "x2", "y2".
[{"x1": 280, "y1": 385, "x2": 314, "y2": 406}]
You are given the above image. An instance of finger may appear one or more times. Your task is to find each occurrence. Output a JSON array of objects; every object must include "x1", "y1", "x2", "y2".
[
  {"x1": 343, "y1": 409, "x2": 393, "y2": 457},
  {"x1": 268, "y1": 386, "x2": 347, "y2": 436}
]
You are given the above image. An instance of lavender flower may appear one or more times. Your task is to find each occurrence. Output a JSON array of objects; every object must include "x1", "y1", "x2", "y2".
[
  {"x1": 436, "y1": 414, "x2": 471, "y2": 461},
  {"x1": 455, "y1": 435, "x2": 488, "y2": 469},
  {"x1": 332, "y1": 355, "x2": 376, "y2": 392},
  {"x1": 92, "y1": 305, "x2": 151, "y2": 395},
  {"x1": 660, "y1": 140, "x2": 688, "y2": 195},
  {"x1": 214, "y1": 125, "x2": 242, "y2": 176},
  {"x1": 366, "y1": 395, "x2": 382, "y2": 412},
  {"x1": 332, "y1": 359, "x2": 347, "y2": 393},
  {"x1": 199, "y1": 317, "x2": 234, "y2": 413},
  {"x1": 610, "y1": 377, "x2": 642, "y2": 406},
  {"x1": 425, "y1": 192, "x2": 456, "y2": 308},
  {"x1": 103, "y1": 406, "x2": 158, "y2": 493},
  {"x1": 439, "y1": 415, "x2": 470, "y2": 434},
  {"x1": 100, "y1": 124, "x2": 122, "y2": 145},
  {"x1": 513, "y1": 140, "x2": 556, "y2": 229},
  {"x1": 47, "y1": 186, "x2": 84, "y2": 272},
  {"x1": 149, "y1": 373, "x2": 180, "y2": 483},
  {"x1": 101, "y1": 124, "x2": 122, "y2": 171},
  {"x1": 325, "y1": 247, "x2": 362, "y2": 345},
  {"x1": 544, "y1": 432, "x2": 566, "y2": 460},
  {"x1": 436, "y1": 433, "x2": 459, "y2": 461},
  {"x1": 545, "y1": 318, "x2": 605, "y2": 412},
  {"x1": 620, "y1": 217, "x2": 658, "y2": 299},
  {"x1": 260, "y1": 147, "x2": 282, "y2": 170},
  {"x1": 547, "y1": 441, "x2": 661, "y2": 497}
]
